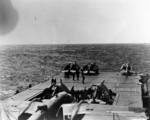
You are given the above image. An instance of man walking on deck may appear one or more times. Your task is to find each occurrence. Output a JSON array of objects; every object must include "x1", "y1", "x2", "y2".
[
  {"x1": 82, "y1": 73, "x2": 85, "y2": 84},
  {"x1": 76, "y1": 70, "x2": 80, "y2": 80},
  {"x1": 73, "y1": 73, "x2": 75, "y2": 81}
]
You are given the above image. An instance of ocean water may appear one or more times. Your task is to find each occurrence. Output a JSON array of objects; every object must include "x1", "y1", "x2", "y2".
[{"x1": 0, "y1": 44, "x2": 150, "y2": 100}]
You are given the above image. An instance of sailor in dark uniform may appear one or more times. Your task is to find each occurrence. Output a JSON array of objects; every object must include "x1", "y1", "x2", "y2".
[
  {"x1": 74, "y1": 61, "x2": 80, "y2": 80},
  {"x1": 72, "y1": 73, "x2": 75, "y2": 80},
  {"x1": 76, "y1": 70, "x2": 80, "y2": 80},
  {"x1": 64, "y1": 63, "x2": 71, "y2": 78},
  {"x1": 82, "y1": 73, "x2": 85, "y2": 84}
]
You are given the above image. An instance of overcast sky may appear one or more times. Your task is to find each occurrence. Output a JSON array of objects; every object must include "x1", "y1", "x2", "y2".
[{"x1": 0, "y1": 0, "x2": 150, "y2": 44}]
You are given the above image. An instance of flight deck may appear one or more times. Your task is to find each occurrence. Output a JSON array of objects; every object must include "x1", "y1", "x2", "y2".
[{"x1": 0, "y1": 72, "x2": 147, "y2": 120}]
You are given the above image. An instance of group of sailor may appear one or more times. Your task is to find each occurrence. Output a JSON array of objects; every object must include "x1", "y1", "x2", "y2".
[
  {"x1": 64, "y1": 61, "x2": 136, "y2": 84},
  {"x1": 63, "y1": 61, "x2": 99, "y2": 84},
  {"x1": 120, "y1": 62, "x2": 136, "y2": 76},
  {"x1": 64, "y1": 61, "x2": 136, "y2": 83},
  {"x1": 82, "y1": 62, "x2": 99, "y2": 75},
  {"x1": 63, "y1": 61, "x2": 86, "y2": 83},
  {"x1": 40, "y1": 77, "x2": 116, "y2": 104}
]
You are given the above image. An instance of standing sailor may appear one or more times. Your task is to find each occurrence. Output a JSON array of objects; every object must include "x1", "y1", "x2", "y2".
[
  {"x1": 76, "y1": 70, "x2": 80, "y2": 80},
  {"x1": 82, "y1": 73, "x2": 85, "y2": 84},
  {"x1": 75, "y1": 61, "x2": 80, "y2": 80},
  {"x1": 73, "y1": 73, "x2": 75, "y2": 81}
]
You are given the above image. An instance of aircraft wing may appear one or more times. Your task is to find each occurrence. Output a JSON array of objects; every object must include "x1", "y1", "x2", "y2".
[
  {"x1": 0, "y1": 100, "x2": 50, "y2": 120},
  {"x1": 60, "y1": 104, "x2": 147, "y2": 120}
]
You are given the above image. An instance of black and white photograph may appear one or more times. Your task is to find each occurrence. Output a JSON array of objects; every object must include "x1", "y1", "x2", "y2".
[{"x1": 0, "y1": 0, "x2": 150, "y2": 120}]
